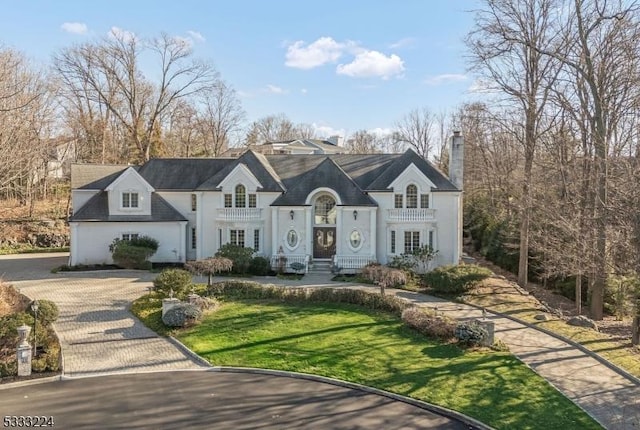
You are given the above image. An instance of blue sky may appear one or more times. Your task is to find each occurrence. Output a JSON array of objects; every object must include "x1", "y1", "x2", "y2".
[{"x1": 1, "y1": 0, "x2": 480, "y2": 138}]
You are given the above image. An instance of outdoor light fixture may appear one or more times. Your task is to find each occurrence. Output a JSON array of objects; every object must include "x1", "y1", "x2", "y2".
[
  {"x1": 353, "y1": 210, "x2": 358, "y2": 220},
  {"x1": 31, "y1": 300, "x2": 39, "y2": 357},
  {"x1": 290, "y1": 210, "x2": 295, "y2": 220}
]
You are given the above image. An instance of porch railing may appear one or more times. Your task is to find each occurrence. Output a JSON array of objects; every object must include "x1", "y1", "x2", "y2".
[
  {"x1": 270, "y1": 254, "x2": 310, "y2": 273},
  {"x1": 332, "y1": 254, "x2": 376, "y2": 273}
]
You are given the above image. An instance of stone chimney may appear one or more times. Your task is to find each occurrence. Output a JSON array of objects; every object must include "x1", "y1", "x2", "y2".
[{"x1": 449, "y1": 131, "x2": 464, "y2": 190}]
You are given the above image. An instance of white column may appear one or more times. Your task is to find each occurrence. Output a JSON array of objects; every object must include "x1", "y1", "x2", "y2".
[
  {"x1": 271, "y1": 207, "x2": 279, "y2": 255},
  {"x1": 196, "y1": 192, "x2": 204, "y2": 260},
  {"x1": 370, "y1": 207, "x2": 377, "y2": 261},
  {"x1": 179, "y1": 221, "x2": 187, "y2": 262},
  {"x1": 336, "y1": 208, "x2": 342, "y2": 257},
  {"x1": 69, "y1": 222, "x2": 78, "y2": 265},
  {"x1": 305, "y1": 206, "x2": 312, "y2": 256}
]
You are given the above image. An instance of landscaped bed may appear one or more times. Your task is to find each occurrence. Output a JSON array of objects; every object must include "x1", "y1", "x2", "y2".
[{"x1": 133, "y1": 287, "x2": 600, "y2": 430}]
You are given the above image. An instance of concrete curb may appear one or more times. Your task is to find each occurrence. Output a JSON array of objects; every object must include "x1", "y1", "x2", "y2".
[
  {"x1": 215, "y1": 366, "x2": 495, "y2": 430},
  {"x1": 167, "y1": 336, "x2": 212, "y2": 368},
  {"x1": 0, "y1": 375, "x2": 62, "y2": 390}
]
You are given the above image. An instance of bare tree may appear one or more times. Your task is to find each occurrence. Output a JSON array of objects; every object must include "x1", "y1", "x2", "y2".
[
  {"x1": 53, "y1": 31, "x2": 218, "y2": 163},
  {"x1": 393, "y1": 108, "x2": 436, "y2": 158},
  {"x1": 344, "y1": 130, "x2": 381, "y2": 154},
  {"x1": 244, "y1": 113, "x2": 299, "y2": 146},
  {"x1": 195, "y1": 80, "x2": 245, "y2": 156},
  {"x1": 467, "y1": 0, "x2": 559, "y2": 289}
]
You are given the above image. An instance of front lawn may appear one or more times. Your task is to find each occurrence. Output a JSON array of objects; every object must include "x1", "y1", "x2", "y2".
[{"x1": 177, "y1": 300, "x2": 601, "y2": 430}]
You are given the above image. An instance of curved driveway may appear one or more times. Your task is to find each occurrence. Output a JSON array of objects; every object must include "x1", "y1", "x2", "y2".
[{"x1": 0, "y1": 253, "x2": 473, "y2": 429}]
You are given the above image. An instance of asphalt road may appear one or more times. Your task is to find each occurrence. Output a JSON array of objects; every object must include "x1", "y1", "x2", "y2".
[{"x1": 0, "y1": 370, "x2": 470, "y2": 430}]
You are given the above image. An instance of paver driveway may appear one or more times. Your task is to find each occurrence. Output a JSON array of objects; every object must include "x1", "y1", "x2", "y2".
[{"x1": 0, "y1": 253, "x2": 206, "y2": 377}]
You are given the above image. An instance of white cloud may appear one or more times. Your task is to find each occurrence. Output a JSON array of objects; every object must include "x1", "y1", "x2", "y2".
[
  {"x1": 108, "y1": 26, "x2": 136, "y2": 42},
  {"x1": 285, "y1": 37, "x2": 348, "y2": 69},
  {"x1": 301, "y1": 88, "x2": 308, "y2": 95},
  {"x1": 265, "y1": 84, "x2": 288, "y2": 94},
  {"x1": 388, "y1": 37, "x2": 415, "y2": 49},
  {"x1": 61, "y1": 22, "x2": 88, "y2": 35},
  {"x1": 187, "y1": 30, "x2": 205, "y2": 43},
  {"x1": 369, "y1": 127, "x2": 393, "y2": 137},
  {"x1": 313, "y1": 123, "x2": 345, "y2": 139},
  {"x1": 337, "y1": 50, "x2": 405, "y2": 80},
  {"x1": 424, "y1": 73, "x2": 468, "y2": 86}
]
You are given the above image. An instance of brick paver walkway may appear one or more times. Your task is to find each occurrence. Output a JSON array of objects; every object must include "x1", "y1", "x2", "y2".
[{"x1": 0, "y1": 253, "x2": 206, "y2": 377}]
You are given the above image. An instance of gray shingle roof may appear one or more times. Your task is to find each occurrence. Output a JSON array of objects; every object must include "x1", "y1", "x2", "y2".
[
  {"x1": 71, "y1": 164, "x2": 129, "y2": 189},
  {"x1": 196, "y1": 150, "x2": 284, "y2": 191},
  {"x1": 271, "y1": 157, "x2": 377, "y2": 206},
  {"x1": 136, "y1": 158, "x2": 230, "y2": 190},
  {"x1": 367, "y1": 149, "x2": 459, "y2": 192},
  {"x1": 70, "y1": 192, "x2": 187, "y2": 222}
]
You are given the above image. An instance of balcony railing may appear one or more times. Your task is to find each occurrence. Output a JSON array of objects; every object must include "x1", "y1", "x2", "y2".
[
  {"x1": 217, "y1": 208, "x2": 262, "y2": 221},
  {"x1": 270, "y1": 254, "x2": 310, "y2": 273},
  {"x1": 387, "y1": 208, "x2": 435, "y2": 222}
]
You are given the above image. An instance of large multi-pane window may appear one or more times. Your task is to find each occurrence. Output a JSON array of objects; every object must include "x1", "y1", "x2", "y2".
[
  {"x1": 406, "y1": 184, "x2": 418, "y2": 208},
  {"x1": 224, "y1": 194, "x2": 232, "y2": 208},
  {"x1": 420, "y1": 194, "x2": 430, "y2": 208},
  {"x1": 235, "y1": 184, "x2": 246, "y2": 208},
  {"x1": 230, "y1": 229, "x2": 245, "y2": 247},
  {"x1": 122, "y1": 192, "x2": 139, "y2": 208},
  {"x1": 404, "y1": 231, "x2": 420, "y2": 254},
  {"x1": 314, "y1": 195, "x2": 336, "y2": 224},
  {"x1": 248, "y1": 194, "x2": 257, "y2": 208}
]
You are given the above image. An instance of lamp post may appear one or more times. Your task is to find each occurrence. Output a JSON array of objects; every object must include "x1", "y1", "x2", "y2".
[{"x1": 31, "y1": 300, "x2": 39, "y2": 357}]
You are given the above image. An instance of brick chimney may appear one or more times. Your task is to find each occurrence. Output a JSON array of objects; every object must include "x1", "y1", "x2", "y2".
[{"x1": 449, "y1": 131, "x2": 464, "y2": 190}]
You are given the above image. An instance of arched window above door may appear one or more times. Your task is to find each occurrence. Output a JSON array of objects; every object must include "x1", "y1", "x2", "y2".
[{"x1": 314, "y1": 195, "x2": 336, "y2": 224}]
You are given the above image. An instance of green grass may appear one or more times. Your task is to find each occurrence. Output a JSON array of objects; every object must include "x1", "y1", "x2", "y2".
[{"x1": 176, "y1": 300, "x2": 601, "y2": 430}]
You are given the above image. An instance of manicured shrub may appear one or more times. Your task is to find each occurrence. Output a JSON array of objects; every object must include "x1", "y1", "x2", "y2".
[
  {"x1": 455, "y1": 321, "x2": 488, "y2": 346},
  {"x1": 162, "y1": 303, "x2": 202, "y2": 327},
  {"x1": 216, "y1": 243, "x2": 254, "y2": 274},
  {"x1": 153, "y1": 268, "x2": 193, "y2": 299},
  {"x1": 128, "y1": 236, "x2": 159, "y2": 251},
  {"x1": 423, "y1": 264, "x2": 492, "y2": 295},
  {"x1": 109, "y1": 236, "x2": 158, "y2": 269},
  {"x1": 401, "y1": 307, "x2": 456, "y2": 341},
  {"x1": 249, "y1": 256, "x2": 271, "y2": 276},
  {"x1": 29, "y1": 299, "x2": 59, "y2": 325},
  {"x1": 186, "y1": 257, "x2": 233, "y2": 285}
]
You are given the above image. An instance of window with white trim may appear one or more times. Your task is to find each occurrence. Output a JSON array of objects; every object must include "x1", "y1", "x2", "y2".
[
  {"x1": 420, "y1": 194, "x2": 430, "y2": 208},
  {"x1": 394, "y1": 194, "x2": 403, "y2": 209},
  {"x1": 404, "y1": 231, "x2": 420, "y2": 254},
  {"x1": 390, "y1": 230, "x2": 396, "y2": 254},
  {"x1": 428, "y1": 230, "x2": 434, "y2": 250},
  {"x1": 248, "y1": 194, "x2": 257, "y2": 208},
  {"x1": 122, "y1": 192, "x2": 139, "y2": 208},
  {"x1": 122, "y1": 233, "x2": 139, "y2": 241},
  {"x1": 254, "y1": 229, "x2": 260, "y2": 252},
  {"x1": 224, "y1": 194, "x2": 232, "y2": 208},
  {"x1": 191, "y1": 194, "x2": 197, "y2": 211},
  {"x1": 230, "y1": 229, "x2": 245, "y2": 247},
  {"x1": 235, "y1": 184, "x2": 246, "y2": 208},
  {"x1": 406, "y1": 184, "x2": 418, "y2": 208},
  {"x1": 191, "y1": 227, "x2": 197, "y2": 249}
]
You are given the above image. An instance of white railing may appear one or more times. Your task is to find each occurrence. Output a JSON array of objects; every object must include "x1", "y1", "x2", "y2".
[
  {"x1": 270, "y1": 254, "x2": 310, "y2": 273},
  {"x1": 387, "y1": 208, "x2": 435, "y2": 221},
  {"x1": 217, "y1": 208, "x2": 262, "y2": 221},
  {"x1": 332, "y1": 255, "x2": 376, "y2": 273}
]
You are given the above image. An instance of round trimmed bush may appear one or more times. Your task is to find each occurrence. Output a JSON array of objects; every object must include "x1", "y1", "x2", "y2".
[
  {"x1": 455, "y1": 321, "x2": 488, "y2": 346},
  {"x1": 162, "y1": 303, "x2": 202, "y2": 327},
  {"x1": 29, "y1": 299, "x2": 59, "y2": 325},
  {"x1": 249, "y1": 256, "x2": 271, "y2": 276},
  {"x1": 153, "y1": 268, "x2": 193, "y2": 299}
]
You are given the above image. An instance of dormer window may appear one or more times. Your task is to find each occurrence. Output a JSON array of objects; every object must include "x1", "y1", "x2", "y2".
[{"x1": 122, "y1": 192, "x2": 139, "y2": 208}]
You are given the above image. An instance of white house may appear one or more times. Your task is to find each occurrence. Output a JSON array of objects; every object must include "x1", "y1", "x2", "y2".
[{"x1": 69, "y1": 133, "x2": 464, "y2": 272}]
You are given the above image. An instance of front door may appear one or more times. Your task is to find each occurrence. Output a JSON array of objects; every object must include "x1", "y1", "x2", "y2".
[{"x1": 313, "y1": 227, "x2": 336, "y2": 259}]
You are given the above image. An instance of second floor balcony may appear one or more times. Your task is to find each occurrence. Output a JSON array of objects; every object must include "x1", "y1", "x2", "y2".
[
  {"x1": 387, "y1": 208, "x2": 436, "y2": 222},
  {"x1": 217, "y1": 208, "x2": 263, "y2": 221}
]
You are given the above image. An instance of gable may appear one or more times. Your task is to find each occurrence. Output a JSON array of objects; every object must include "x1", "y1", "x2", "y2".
[
  {"x1": 105, "y1": 167, "x2": 155, "y2": 193},
  {"x1": 216, "y1": 163, "x2": 263, "y2": 192},
  {"x1": 388, "y1": 163, "x2": 437, "y2": 193}
]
